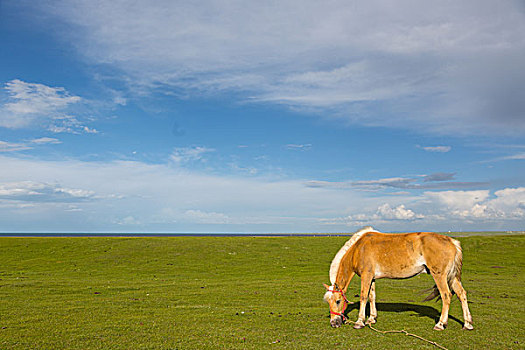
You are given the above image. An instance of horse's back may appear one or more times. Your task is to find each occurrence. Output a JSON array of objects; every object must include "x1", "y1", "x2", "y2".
[
  {"x1": 352, "y1": 231, "x2": 458, "y2": 278},
  {"x1": 358, "y1": 231, "x2": 455, "y2": 249}
]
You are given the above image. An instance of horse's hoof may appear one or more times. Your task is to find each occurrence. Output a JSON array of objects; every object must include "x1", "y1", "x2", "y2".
[
  {"x1": 365, "y1": 317, "x2": 376, "y2": 325},
  {"x1": 433, "y1": 323, "x2": 445, "y2": 331},
  {"x1": 353, "y1": 321, "x2": 365, "y2": 329},
  {"x1": 462, "y1": 323, "x2": 474, "y2": 330}
]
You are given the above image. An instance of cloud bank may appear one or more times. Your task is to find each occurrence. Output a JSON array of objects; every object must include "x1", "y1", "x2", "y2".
[
  {"x1": 327, "y1": 188, "x2": 524, "y2": 230},
  {"x1": 0, "y1": 155, "x2": 523, "y2": 232},
  {"x1": 32, "y1": 0, "x2": 525, "y2": 135}
]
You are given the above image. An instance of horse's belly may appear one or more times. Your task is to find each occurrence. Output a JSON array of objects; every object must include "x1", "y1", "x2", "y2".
[{"x1": 374, "y1": 264, "x2": 427, "y2": 279}]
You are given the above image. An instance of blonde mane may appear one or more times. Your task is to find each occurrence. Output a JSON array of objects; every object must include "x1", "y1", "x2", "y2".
[{"x1": 329, "y1": 226, "x2": 378, "y2": 285}]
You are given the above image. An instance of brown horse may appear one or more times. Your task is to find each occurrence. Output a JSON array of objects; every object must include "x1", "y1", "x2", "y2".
[{"x1": 323, "y1": 226, "x2": 473, "y2": 331}]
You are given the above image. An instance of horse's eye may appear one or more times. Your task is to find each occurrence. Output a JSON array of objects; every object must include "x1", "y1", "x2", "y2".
[{"x1": 336, "y1": 300, "x2": 341, "y2": 305}]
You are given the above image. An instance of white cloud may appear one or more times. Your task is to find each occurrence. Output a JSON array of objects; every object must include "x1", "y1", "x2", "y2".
[
  {"x1": 322, "y1": 188, "x2": 525, "y2": 231},
  {"x1": 30, "y1": 0, "x2": 525, "y2": 135},
  {"x1": 423, "y1": 190, "x2": 490, "y2": 211},
  {"x1": 421, "y1": 188, "x2": 525, "y2": 220},
  {"x1": 418, "y1": 145, "x2": 452, "y2": 153},
  {"x1": 323, "y1": 187, "x2": 525, "y2": 230},
  {"x1": 488, "y1": 187, "x2": 525, "y2": 218},
  {"x1": 30, "y1": 137, "x2": 62, "y2": 144},
  {"x1": 337, "y1": 203, "x2": 423, "y2": 226},
  {"x1": 501, "y1": 153, "x2": 525, "y2": 161},
  {"x1": 451, "y1": 203, "x2": 501, "y2": 219},
  {"x1": 170, "y1": 146, "x2": 214, "y2": 164},
  {"x1": 0, "y1": 137, "x2": 62, "y2": 153},
  {"x1": 483, "y1": 152, "x2": 525, "y2": 163},
  {"x1": 286, "y1": 144, "x2": 312, "y2": 151},
  {"x1": 375, "y1": 203, "x2": 423, "y2": 221},
  {"x1": 48, "y1": 115, "x2": 98, "y2": 134},
  {"x1": 0, "y1": 181, "x2": 95, "y2": 203},
  {"x1": 0, "y1": 79, "x2": 100, "y2": 134},
  {"x1": 0, "y1": 141, "x2": 33, "y2": 152},
  {"x1": 82, "y1": 126, "x2": 99, "y2": 134},
  {"x1": 0, "y1": 79, "x2": 81, "y2": 128}
]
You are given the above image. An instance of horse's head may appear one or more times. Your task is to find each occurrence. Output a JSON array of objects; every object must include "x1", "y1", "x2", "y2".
[{"x1": 323, "y1": 283, "x2": 348, "y2": 328}]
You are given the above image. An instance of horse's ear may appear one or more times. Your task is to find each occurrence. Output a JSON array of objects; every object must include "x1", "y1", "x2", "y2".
[{"x1": 323, "y1": 283, "x2": 330, "y2": 291}]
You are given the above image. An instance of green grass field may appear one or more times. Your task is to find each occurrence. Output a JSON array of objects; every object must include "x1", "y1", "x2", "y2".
[{"x1": 1, "y1": 234, "x2": 524, "y2": 349}]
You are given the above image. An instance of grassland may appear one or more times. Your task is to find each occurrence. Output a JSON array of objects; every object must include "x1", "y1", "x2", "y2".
[{"x1": 0, "y1": 234, "x2": 523, "y2": 349}]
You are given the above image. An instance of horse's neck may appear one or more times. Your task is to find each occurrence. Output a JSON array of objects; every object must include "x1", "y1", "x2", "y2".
[
  {"x1": 331, "y1": 227, "x2": 376, "y2": 287},
  {"x1": 335, "y1": 249, "x2": 355, "y2": 291}
]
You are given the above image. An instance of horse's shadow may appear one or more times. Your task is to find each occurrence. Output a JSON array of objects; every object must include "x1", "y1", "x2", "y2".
[{"x1": 343, "y1": 302, "x2": 463, "y2": 326}]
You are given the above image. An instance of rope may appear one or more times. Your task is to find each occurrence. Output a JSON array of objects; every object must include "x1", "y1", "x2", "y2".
[{"x1": 344, "y1": 320, "x2": 448, "y2": 350}]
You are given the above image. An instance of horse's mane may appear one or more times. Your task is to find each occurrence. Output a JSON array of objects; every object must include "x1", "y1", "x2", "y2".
[{"x1": 329, "y1": 226, "x2": 379, "y2": 284}]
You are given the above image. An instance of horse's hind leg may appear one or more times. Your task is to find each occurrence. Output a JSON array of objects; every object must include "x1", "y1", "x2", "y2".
[
  {"x1": 430, "y1": 272, "x2": 452, "y2": 331},
  {"x1": 451, "y1": 278, "x2": 474, "y2": 330},
  {"x1": 354, "y1": 272, "x2": 374, "y2": 329},
  {"x1": 366, "y1": 280, "x2": 377, "y2": 325}
]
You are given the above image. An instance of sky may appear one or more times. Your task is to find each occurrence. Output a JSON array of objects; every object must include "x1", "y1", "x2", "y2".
[{"x1": 0, "y1": 0, "x2": 524, "y2": 233}]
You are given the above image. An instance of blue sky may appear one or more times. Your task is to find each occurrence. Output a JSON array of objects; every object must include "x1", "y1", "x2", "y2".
[{"x1": 1, "y1": 0, "x2": 524, "y2": 233}]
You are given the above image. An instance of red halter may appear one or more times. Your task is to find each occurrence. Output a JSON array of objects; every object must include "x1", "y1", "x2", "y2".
[{"x1": 329, "y1": 289, "x2": 350, "y2": 322}]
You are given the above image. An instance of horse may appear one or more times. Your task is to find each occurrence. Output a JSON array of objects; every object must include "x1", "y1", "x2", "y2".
[{"x1": 323, "y1": 226, "x2": 473, "y2": 331}]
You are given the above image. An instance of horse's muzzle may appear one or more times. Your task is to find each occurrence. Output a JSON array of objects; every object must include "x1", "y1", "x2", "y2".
[{"x1": 330, "y1": 316, "x2": 343, "y2": 328}]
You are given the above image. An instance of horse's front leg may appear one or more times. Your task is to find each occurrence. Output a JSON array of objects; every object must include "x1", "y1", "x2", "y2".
[
  {"x1": 366, "y1": 280, "x2": 377, "y2": 325},
  {"x1": 354, "y1": 273, "x2": 374, "y2": 329}
]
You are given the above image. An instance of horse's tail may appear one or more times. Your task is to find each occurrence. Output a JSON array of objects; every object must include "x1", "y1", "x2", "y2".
[
  {"x1": 423, "y1": 238, "x2": 463, "y2": 302},
  {"x1": 422, "y1": 285, "x2": 441, "y2": 302},
  {"x1": 449, "y1": 238, "x2": 463, "y2": 284}
]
